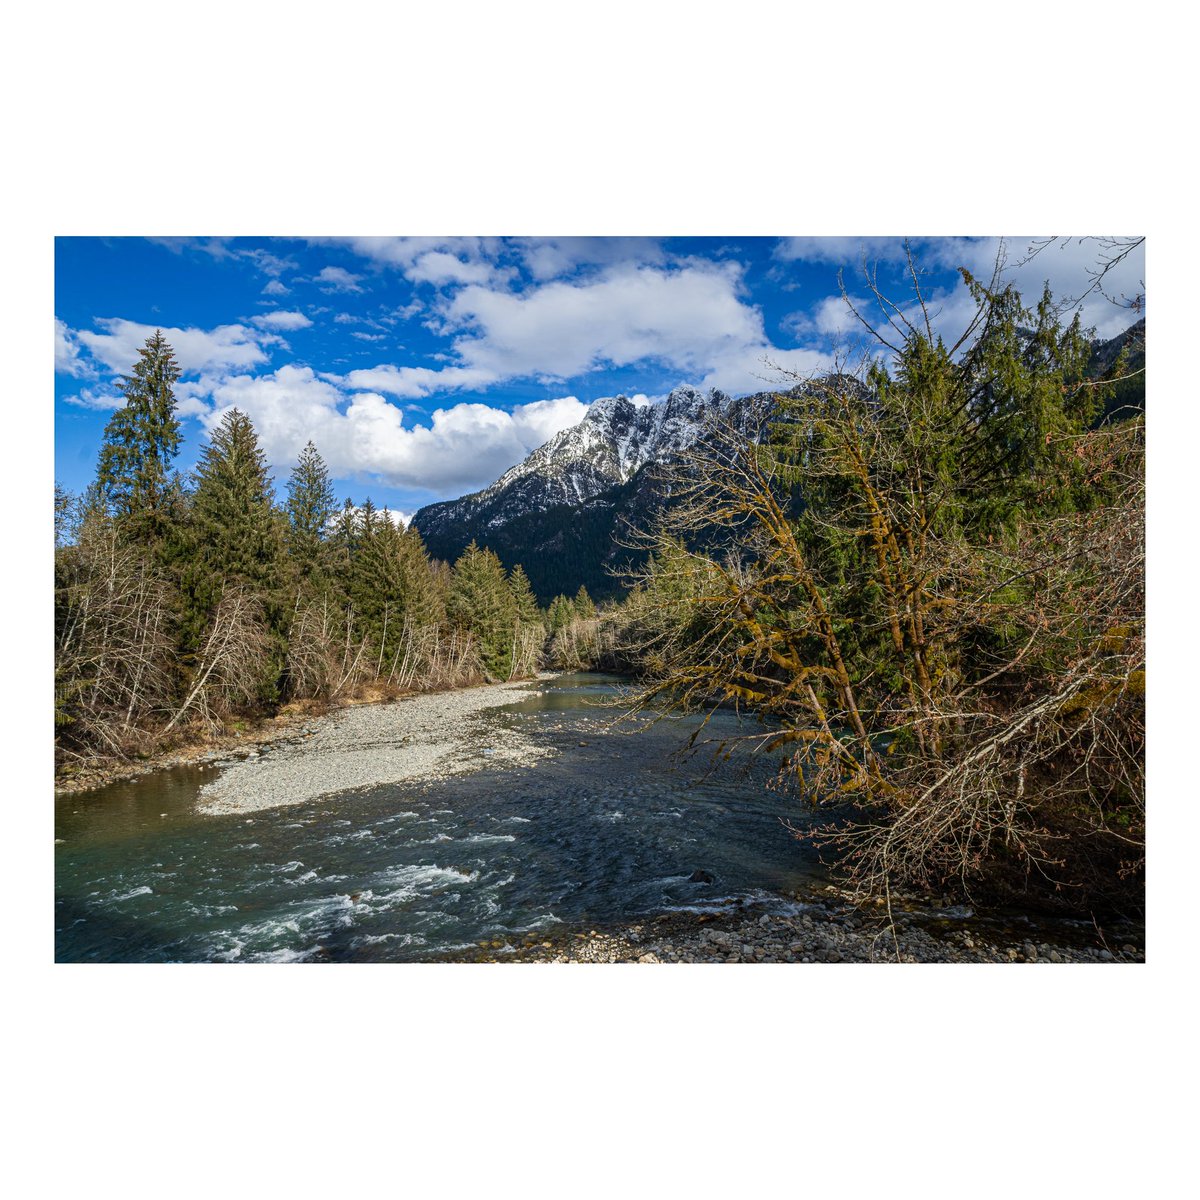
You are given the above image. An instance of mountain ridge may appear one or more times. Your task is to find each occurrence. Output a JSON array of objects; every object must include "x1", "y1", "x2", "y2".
[
  {"x1": 412, "y1": 384, "x2": 768, "y2": 601},
  {"x1": 411, "y1": 320, "x2": 1146, "y2": 602}
]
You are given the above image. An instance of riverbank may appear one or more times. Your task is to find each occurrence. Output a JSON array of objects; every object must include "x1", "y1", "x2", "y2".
[
  {"x1": 458, "y1": 889, "x2": 1145, "y2": 964},
  {"x1": 54, "y1": 675, "x2": 557, "y2": 799},
  {"x1": 196, "y1": 675, "x2": 558, "y2": 815}
]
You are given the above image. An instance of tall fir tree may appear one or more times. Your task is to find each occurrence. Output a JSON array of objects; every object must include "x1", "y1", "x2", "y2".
[
  {"x1": 285, "y1": 440, "x2": 336, "y2": 576},
  {"x1": 448, "y1": 541, "x2": 519, "y2": 680},
  {"x1": 509, "y1": 564, "x2": 543, "y2": 627},
  {"x1": 96, "y1": 331, "x2": 182, "y2": 541},
  {"x1": 350, "y1": 514, "x2": 447, "y2": 670},
  {"x1": 191, "y1": 409, "x2": 281, "y2": 588},
  {"x1": 548, "y1": 594, "x2": 574, "y2": 632},
  {"x1": 182, "y1": 410, "x2": 286, "y2": 694},
  {"x1": 573, "y1": 585, "x2": 597, "y2": 619}
]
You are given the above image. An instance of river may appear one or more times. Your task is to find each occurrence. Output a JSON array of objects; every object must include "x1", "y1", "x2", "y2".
[{"x1": 55, "y1": 673, "x2": 834, "y2": 962}]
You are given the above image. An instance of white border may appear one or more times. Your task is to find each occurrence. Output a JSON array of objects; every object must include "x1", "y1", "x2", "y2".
[{"x1": 7, "y1": 2, "x2": 1191, "y2": 1194}]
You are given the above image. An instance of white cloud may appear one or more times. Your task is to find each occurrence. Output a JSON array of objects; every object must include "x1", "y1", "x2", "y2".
[
  {"x1": 62, "y1": 386, "x2": 124, "y2": 410},
  {"x1": 332, "y1": 505, "x2": 412, "y2": 529},
  {"x1": 341, "y1": 363, "x2": 499, "y2": 399},
  {"x1": 262, "y1": 279, "x2": 290, "y2": 297},
  {"x1": 74, "y1": 317, "x2": 273, "y2": 376},
  {"x1": 329, "y1": 235, "x2": 666, "y2": 287},
  {"x1": 173, "y1": 377, "x2": 219, "y2": 419},
  {"x1": 775, "y1": 236, "x2": 916, "y2": 267},
  {"x1": 513, "y1": 237, "x2": 666, "y2": 281},
  {"x1": 55, "y1": 318, "x2": 95, "y2": 378},
  {"x1": 392, "y1": 300, "x2": 424, "y2": 322},
  {"x1": 405, "y1": 250, "x2": 500, "y2": 286},
  {"x1": 443, "y1": 262, "x2": 764, "y2": 380},
  {"x1": 846, "y1": 240, "x2": 1143, "y2": 350},
  {"x1": 242, "y1": 249, "x2": 297, "y2": 278},
  {"x1": 193, "y1": 365, "x2": 590, "y2": 494},
  {"x1": 146, "y1": 236, "x2": 236, "y2": 261},
  {"x1": 314, "y1": 266, "x2": 364, "y2": 293},
  {"x1": 507, "y1": 395, "x2": 589, "y2": 447},
  {"x1": 320, "y1": 237, "x2": 512, "y2": 289},
  {"x1": 777, "y1": 236, "x2": 1145, "y2": 342},
  {"x1": 251, "y1": 310, "x2": 312, "y2": 331},
  {"x1": 334, "y1": 260, "x2": 838, "y2": 401},
  {"x1": 783, "y1": 295, "x2": 872, "y2": 339},
  {"x1": 997, "y1": 237, "x2": 1145, "y2": 339}
]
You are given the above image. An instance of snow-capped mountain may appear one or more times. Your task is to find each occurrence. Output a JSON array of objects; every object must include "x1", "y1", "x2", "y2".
[
  {"x1": 417, "y1": 385, "x2": 757, "y2": 532},
  {"x1": 412, "y1": 384, "x2": 768, "y2": 601}
]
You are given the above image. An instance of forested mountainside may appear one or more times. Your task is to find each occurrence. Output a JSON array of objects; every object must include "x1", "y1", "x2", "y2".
[
  {"x1": 413, "y1": 321, "x2": 1144, "y2": 603},
  {"x1": 413, "y1": 384, "x2": 770, "y2": 601},
  {"x1": 1089, "y1": 318, "x2": 1145, "y2": 424}
]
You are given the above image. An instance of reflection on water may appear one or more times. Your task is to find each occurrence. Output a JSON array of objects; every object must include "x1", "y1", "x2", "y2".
[{"x1": 55, "y1": 674, "x2": 826, "y2": 962}]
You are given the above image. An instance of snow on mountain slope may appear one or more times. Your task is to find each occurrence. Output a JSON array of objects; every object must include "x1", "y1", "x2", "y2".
[{"x1": 418, "y1": 385, "x2": 746, "y2": 532}]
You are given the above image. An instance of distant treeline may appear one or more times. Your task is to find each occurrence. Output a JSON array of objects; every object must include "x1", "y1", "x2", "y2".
[{"x1": 54, "y1": 332, "x2": 601, "y2": 766}]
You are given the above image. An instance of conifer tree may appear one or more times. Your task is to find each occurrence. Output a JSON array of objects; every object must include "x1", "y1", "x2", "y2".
[
  {"x1": 448, "y1": 541, "x2": 519, "y2": 680},
  {"x1": 286, "y1": 440, "x2": 336, "y2": 574},
  {"x1": 350, "y1": 514, "x2": 447, "y2": 670},
  {"x1": 548, "y1": 594, "x2": 574, "y2": 633},
  {"x1": 182, "y1": 410, "x2": 286, "y2": 697},
  {"x1": 359, "y1": 496, "x2": 379, "y2": 539},
  {"x1": 191, "y1": 409, "x2": 281, "y2": 588},
  {"x1": 508, "y1": 564, "x2": 543, "y2": 627},
  {"x1": 325, "y1": 497, "x2": 360, "y2": 583},
  {"x1": 573, "y1": 585, "x2": 597, "y2": 619},
  {"x1": 396, "y1": 524, "x2": 446, "y2": 629},
  {"x1": 96, "y1": 331, "x2": 182, "y2": 540}
]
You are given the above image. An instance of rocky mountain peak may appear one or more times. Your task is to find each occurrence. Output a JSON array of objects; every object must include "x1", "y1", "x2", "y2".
[{"x1": 411, "y1": 382, "x2": 779, "y2": 601}]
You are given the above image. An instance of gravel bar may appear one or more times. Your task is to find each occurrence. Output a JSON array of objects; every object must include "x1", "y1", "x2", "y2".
[{"x1": 197, "y1": 676, "x2": 556, "y2": 815}]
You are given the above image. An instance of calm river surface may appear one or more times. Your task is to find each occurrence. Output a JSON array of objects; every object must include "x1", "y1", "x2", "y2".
[{"x1": 55, "y1": 674, "x2": 827, "y2": 962}]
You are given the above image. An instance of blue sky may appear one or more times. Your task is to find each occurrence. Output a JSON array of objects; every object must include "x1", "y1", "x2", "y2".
[{"x1": 55, "y1": 235, "x2": 1145, "y2": 517}]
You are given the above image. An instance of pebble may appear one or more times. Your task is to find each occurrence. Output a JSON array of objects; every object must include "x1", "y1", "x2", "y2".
[
  {"x1": 457, "y1": 894, "x2": 1140, "y2": 966},
  {"x1": 197, "y1": 677, "x2": 558, "y2": 815}
]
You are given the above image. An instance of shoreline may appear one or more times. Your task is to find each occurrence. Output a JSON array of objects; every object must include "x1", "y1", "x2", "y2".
[
  {"x1": 56, "y1": 672, "x2": 1146, "y2": 961},
  {"x1": 196, "y1": 674, "x2": 557, "y2": 815},
  {"x1": 54, "y1": 674, "x2": 558, "y2": 800},
  {"x1": 454, "y1": 889, "x2": 1146, "y2": 964}
]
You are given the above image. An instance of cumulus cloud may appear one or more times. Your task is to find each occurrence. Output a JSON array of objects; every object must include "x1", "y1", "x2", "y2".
[
  {"x1": 194, "y1": 365, "x2": 589, "y2": 494},
  {"x1": 782, "y1": 295, "x2": 872, "y2": 339},
  {"x1": 319, "y1": 237, "x2": 512, "y2": 289},
  {"x1": 443, "y1": 262, "x2": 765, "y2": 379},
  {"x1": 262, "y1": 279, "x2": 290, "y2": 296},
  {"x1": 405, "y1": 250, "x2": 500, "y2": 287},
  {"x1": 328, "y1": 235, "x2": 666, "y2": 288},
  {"x1": 512, "y1": 237, "x2": 666, "y2": 280},
  {"x1": 777, "y1": 236, "x2": 1145, "y2": 342},
  {"x1": 334, "y1": 505, "x2": 411, "y2": 529},
  {"x1": 698, "y1": 345, "x2": 840, "y2": 394},
  {"x1": 251, "y1": 310, "x2": 312, "y2": 331},
  {"x1": 242, "y1": 248, "x2": 298, "y2": 278},
  {"x1": 341, "y1": 363, "x2": 499, "y2": 399},
  {"x1": 74, "y1": 317, "x2": 273, "y2": 376},
  {"x1": 55, "y1": 318, "x2": 95, "y2": 378},
  {"x1": 314, "y1": 266, "x2": 364, "y2": 293},
  {"x1": 62, "y1": 386, "x2": 125, "y2": 410},
  {"x1": 339, "y1": 261, "x2": 835, "y2": 400},
  {"x1": 787, "y1": 234, "x2": 1142, "y2": 348}
]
